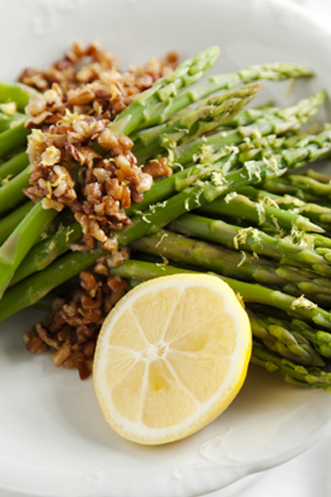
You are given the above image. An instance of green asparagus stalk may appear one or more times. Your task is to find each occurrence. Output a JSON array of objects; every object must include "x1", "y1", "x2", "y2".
[
  {"x1": 233, "y1": 187, "x2": 331, "y2": 252},
  {"x1": 0, "y1": 81, "x2": 38, "y2": 112},
  {"x1": 130, "y1": 229, "x2": 331, "y2": 305},
  {"x1": 126, "y1": 62, "x2": 314, "y2": 135},
  {"x1": 0, "y1": 201, "x2": 34, "y2": 245},
  {"x1": 240, "y1": 128, "x2": 331, "y2": 168},
  {"x1": 0, "y1": 205, "x2": 75, "y2": 285},
  {"x1": 260, "y1": 177, "x2": 326, "y2": 203},
  {"x1": 198, "y1": 191, "x2": 323, "y2": 232},
  {"x1": 238, "y1": 185, "x2": 331, "y2": 229},
  {"x1": 219, "y1": 107, "x2": 280, "y2": 128},
  {"x1": 0, "y1": 151, "x2": 29, "y2": 183},
  {"x1": 109, "y1": 260, "x2": 331, "y2": 329},
  {"x1": 285, "y1": 172, "x2": 331, "y2": 197},
  {"x1": 306, "y1": 169, "x2": 331, "y2": 183},
  {"x1": 9, "y1": 221, "x2": 83, "y2": 286},
  {"x1": 135, "y1": 110, "x2": 331, "y2": 172},
  {"x1": 1, "y1": 144, "x2": 27, "y2": 162},
  {"x1": 0, "y1": 110, "x2": 26, "y2": 133},
  {"x1": 0, "y1": 122, "x2": 29, "y2": 158},
  {"x1": 168, "y1": 213, "x2": 331, "y2": 276},
  {"x1": 225, "y1": 290, "x2": 331, "y2": 361},
  {"x1": 187, "y1": 125, "x2": 331, "y2": 180},
  {"x1": 134, "y1": 91, "x2": 325, "y2": 164},
  {"x1": 260, "y1": 220, "x2": 331, "y2": 253},
  {"x1": 0, "y1": 203, "x2": 58, "y2": 297},
  {"x1": 247, "y1": 310, "x2": 325, "y2": 366},
  {"x1": 126, "y1": 145, "x2": 277, "y2": 218},
  {"x1": 290, "y1": 319, "x2": 331, "y2": 359},
  {"x1": 109, "y1": 46, "x2": 220, "y2": 136},
  {"x1": 132, "y1": 82, "x2": 262, "y2": 152},
  {"x1": 251, "y1": 341, "x2": 331, "y2": 392},
  {"x1": 130, "y1": 252, "x2": 330, "y2": 305},
  {"x1": 251, "y1": 308, "x2": 331, "y2": 360},
  {"x1": 125, "y1": 163, "x2": 217, "y2": 217},
  {"x1": 261, "y1": 173, "x2": 331, "y2": 205},
  {"x1": 0, "y1": 164, "x2": 31, "y2": 215}
]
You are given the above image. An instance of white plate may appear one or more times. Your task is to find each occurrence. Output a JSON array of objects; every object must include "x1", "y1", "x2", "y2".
[{"x1": 1, "y1": 0, "x2": 331, "y2": 496}]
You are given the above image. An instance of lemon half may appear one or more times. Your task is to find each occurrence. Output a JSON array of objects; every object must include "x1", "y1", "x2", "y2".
[{"x1": 93, "y1": 273, "x2": 251, "y2": 445}]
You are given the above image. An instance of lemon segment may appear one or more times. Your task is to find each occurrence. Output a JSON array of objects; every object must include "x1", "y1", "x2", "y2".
[{"x1": 93, "y1": 273, "x2": 252, "y2": 445}]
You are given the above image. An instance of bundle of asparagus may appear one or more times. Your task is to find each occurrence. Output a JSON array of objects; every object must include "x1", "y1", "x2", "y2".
[{"x1": 2, "y1": 43, "x2": 331, "y2": 388}]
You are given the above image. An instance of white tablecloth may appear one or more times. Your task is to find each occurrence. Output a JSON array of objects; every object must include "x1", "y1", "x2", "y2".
[{"x1": 209, "y1": 4, "x2": 331, "y2": 497}]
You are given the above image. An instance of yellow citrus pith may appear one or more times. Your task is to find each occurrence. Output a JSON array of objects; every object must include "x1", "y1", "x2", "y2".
[{"x1": 93, "y1": 273, "x2": 252, "y2": 445}]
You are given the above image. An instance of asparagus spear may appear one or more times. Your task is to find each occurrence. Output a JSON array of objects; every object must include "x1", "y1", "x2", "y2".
[
  {"x1": 0, "y1": 164, "x2": 31, "y2": 215},
  {"x1": 0, "y1": 203, "x2": 58, "y2": 297},
  {"x1": 238, "y1": 185, "x2": 331, "y2": 230},
  {"x1": 9, "y1": 221, "x2": 83, "y2": 286},
  {"x1": 168, "y1": 213, "x2": 331, "y2": 276},
  {"x1": 198, "y1": 191, "x2": 323, "y2": 232},
  {"x1": 260, "y1": 177, "x2": 326, "y2": 203},
  {"x1": 242, "y1": 128, "x2": 331, "y2": 167},
  {"x1": 109, "y1": 46, "x2": 220, "y2": 136},
  {"x1": 131, "y1": 229, "x2": 331, "y2": 305},
  {"x1": 248, "y1": 311, "x2": 325, "y2": 366},
  {"x1": 109, "y1": 260, "x2": 331, "y2": 329},
  {"x1": 135, "y1": 91, "x2": 325, "y2": 164},
  {"x1": 199, "y1": 195, "x2": 331, "y2": 273},
  {"x1": 0, "y1": 201, "x2": 34, "y2": 245},
  {"x1": 196, "y1": 125, "x2": 331, "y2": 180},
  {"x1": 285, "y1": 172, "x2": 331, "y2": 197},
  {"x1": 306, "y1": 169, "x2": 331, "y2": 183},
  {"x1": 0, "y1": 81, "x2": 38, "y2": 112},
  {"x1": 0, "y1": 122, "x2": 29, "y2": 158},
  {"x1": 132, "y1": 82, "x2": 262, "y2": 152},
  {"x1": 261, "y1": 173, "x2": 331, "y2": 204},
  {"x1": 0, "y1": 110, "x2": 26, "y2": 133},
  {"x1": 251, "y1": 308, "x2": 331, "y2": 360},
  {"x1": 290, "y1": 319, "x2": 331, "y2": 359},
  {"x1": 218, "y1": 107, "x2": 280, "y2": 128},
  {"x1": 135, "y1": 107, "x2": 331, "y2": 171},
  {"x1": 126, "y1": 62, "x2": 314, "y2": 135},
  {"x1": 251, "y1": 341, "x2": 331, "y2": 392},
  {"x1": 0, "y1": 151, "x2": 29, "y2": 183},
  {"x1": 126, "y1": 163, "x2": 218, "y2": 216}
]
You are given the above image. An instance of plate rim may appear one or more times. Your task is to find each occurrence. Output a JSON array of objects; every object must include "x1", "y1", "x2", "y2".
[{"x1": 2, "y1": 0, "x2": 331, "y2": 496}]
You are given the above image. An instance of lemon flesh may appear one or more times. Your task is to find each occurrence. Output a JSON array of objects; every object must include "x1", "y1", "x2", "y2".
[{"x1": 93, "y1": 273, "x2": 251, "y2": 445}]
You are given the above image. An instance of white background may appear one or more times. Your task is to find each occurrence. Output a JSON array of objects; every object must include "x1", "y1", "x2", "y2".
[{"x1": 209, "y1": 4, "x2": 331, "y2": 497}]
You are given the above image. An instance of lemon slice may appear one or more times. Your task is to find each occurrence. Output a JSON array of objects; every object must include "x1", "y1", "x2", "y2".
[{"x1": 93, "y1": 273, "x2": 251, "y2": 445}]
